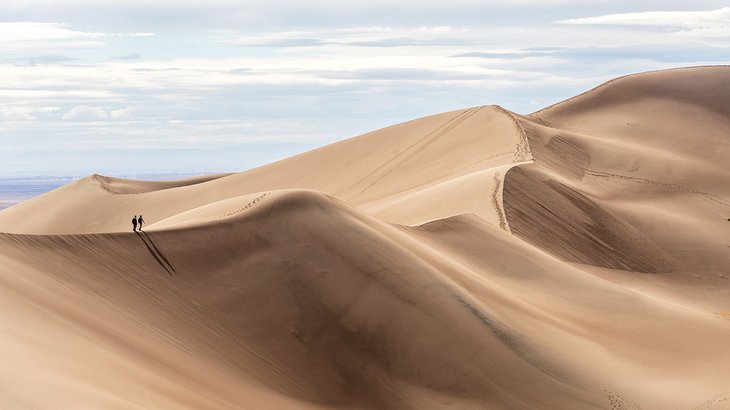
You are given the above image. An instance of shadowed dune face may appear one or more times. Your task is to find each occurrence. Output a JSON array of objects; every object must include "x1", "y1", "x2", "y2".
[
  {"x1": 503, "y1": 166, "x2": 674, "y2": 273},
  {"x1": 1, "y1": 67, "x2": 730, "y2": 409},
  {"x1": 2, "y1": 191, "x2": 729, "y2": 409},
  {"x1": 0, "y1": 192, "x2": 603, "y2": 409},
  {"x1": 503, "y1": 66, "x2": 730, "y2": 280}
]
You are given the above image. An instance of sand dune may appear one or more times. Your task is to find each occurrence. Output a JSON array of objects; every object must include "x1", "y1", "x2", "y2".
[
  {"x1": 0, "y1": 105, "x2": 528, "y2": 233},
  {"x1": 0, "y1": 66, "x2": 729, "y2": 409},
  {"x1": 91, "y1": 173, "x2": 234, "y2": 194}
]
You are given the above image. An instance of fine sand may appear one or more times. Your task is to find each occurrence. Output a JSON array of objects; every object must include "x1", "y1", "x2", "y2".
[{"x1": 0, "y1": 66, "x2": 729, "y2": 409}]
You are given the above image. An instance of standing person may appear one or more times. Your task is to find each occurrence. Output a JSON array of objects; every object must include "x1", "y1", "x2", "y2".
[
  {"x1": 132, "y1": 215, "x2": 138, "y2": 232},
  {"x1": 138, "y1": 214, "x2": 144, "y2": 231}
]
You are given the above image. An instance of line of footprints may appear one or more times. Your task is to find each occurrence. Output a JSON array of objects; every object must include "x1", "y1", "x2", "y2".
[{"x1": 216, "y1": 192, "x2": 271, "y2": 220}]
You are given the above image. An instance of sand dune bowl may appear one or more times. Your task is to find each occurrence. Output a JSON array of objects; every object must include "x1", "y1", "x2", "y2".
[{"x1": 0, "y1": 66, "x2": 729, "y2": 409}]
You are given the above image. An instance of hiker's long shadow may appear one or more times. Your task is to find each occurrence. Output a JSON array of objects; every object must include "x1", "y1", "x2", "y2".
[{"x1": 136, "y1": 231, "x2": 176, "y2": 276}]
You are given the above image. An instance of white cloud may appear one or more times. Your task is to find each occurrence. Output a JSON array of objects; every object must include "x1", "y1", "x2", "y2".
[
  {"x1": 111, "y1": 52, "x2": 142, "y2": 60},
  {"x1": 0, "y1": 2, "x2": 727, "y2": 176},
  {"x1": 557, "y1": 7, "x2": 730, "y2": 38},
  {"x1": 0, "y1": 107, "x2": 37, "y2": 121},
  {"x1": 0, "y1": 22, "x2": 101, "y2": 40},
  {"x1": 0, "y1": 22, "x2": 154, "y2": 51},
  {"x1": 0, "y1": 106, "x2": 59, "y2": 121},
  {"x1": 218, "y1": 26, "x2": 466, "y2": 47},
  {"x1": 110, "y1": 107, "x2": 135, "y2": 119},
  {"x1": 558, "y1": 7, "x2": 730, "y2": 27},
  {"x1": 62, "y1": 105, "x2": 108, "y2": 121},
  {"x1": 215, "y1": 23, "x2": 683, "y2": 54},
  {"x1": 109, "y1": 33, "x2": 154, "y2": 38}
]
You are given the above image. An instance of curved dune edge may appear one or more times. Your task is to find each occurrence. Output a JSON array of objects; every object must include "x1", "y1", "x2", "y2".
[
  {"x1": 502, "y1": 66, "x2": 730, "y2": 274},
  {"x1": 145, "y1": 191, "x2": 272, "y2": 230},
  {"x1": 503, "y1": 166, "x2": 674, "y2": 273},
  {"x1": 0, "y1": 67, "x2": 729, "y2": 409},
  {"x1": 91, "y1": 173, "x2": 234, "y2": 195},
  {"x1": 0, "y1": 105, "x2": 529, "y2": 234},
  {"x1": 530, "y1": 64, "x2": 730, "y2": 117},
  {"x1": 1, "y1": 190, "x2": 729, "y2": 409}
]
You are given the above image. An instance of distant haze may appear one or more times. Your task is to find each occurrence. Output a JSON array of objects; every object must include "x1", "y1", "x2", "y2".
[
  {"x1": 1, "y1": 1, "x2": 729, "y2": 176},
  {"x1": 0, "y1": 173, "x2": 204, "y2": 209}
]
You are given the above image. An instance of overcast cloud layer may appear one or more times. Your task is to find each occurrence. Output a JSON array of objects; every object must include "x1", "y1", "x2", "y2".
[{"x1": 1, "y1": 1, "x2": 729, "y2": 176}]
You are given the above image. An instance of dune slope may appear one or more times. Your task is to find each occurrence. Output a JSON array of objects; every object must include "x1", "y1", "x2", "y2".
[
  {"x1": 2, "y1": 190, "x2": 729, "y2": 409},
  {"x1": 0, "y1": 105, "x2": 529, "y2": 233},
  {"x1": 1, "y1": 66, "x2": 729, "y2": 409},
  {"x1": 503, "y1": 66, "x2": 730, "y2": 308}
]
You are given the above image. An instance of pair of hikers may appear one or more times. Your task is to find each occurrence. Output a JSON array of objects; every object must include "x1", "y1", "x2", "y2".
[{"x1": 132, "y1": 215, "x2": 144, "y2": 232}]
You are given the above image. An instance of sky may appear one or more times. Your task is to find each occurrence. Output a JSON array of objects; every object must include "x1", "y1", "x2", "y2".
[{"x1": 1, "y1": 0, "x2": 729, "y2": 177}]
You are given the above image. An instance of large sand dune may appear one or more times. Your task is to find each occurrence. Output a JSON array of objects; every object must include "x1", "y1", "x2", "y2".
[{"x1": 0, "y1": 66, "x2": 729, "y2": 409}]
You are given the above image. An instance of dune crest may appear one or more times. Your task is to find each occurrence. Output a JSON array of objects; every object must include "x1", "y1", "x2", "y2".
[
  {"x1": 91, "y1": 173, "x2": 233, "y2": 195},
  {"x1": 0, "y1": 105, "x2": 531, "y2": 233},
  {"x1": 0, "y1": 66, "x2": 729, "y2": 409}
]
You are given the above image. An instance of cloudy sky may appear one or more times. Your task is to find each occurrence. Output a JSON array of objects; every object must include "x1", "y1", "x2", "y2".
[{"x1": 2, "y1": 1, "x2": 729, "y2": 177}]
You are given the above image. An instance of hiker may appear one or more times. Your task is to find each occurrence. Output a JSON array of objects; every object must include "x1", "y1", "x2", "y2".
[
  {"x1": 138, "y1": 214, "x2": 144, "y2": 231},
  {"x1": 132, "y1": 215, "x2": 138, "y2": 232}
]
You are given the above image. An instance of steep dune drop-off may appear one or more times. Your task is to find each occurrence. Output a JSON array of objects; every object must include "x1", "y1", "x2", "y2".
[
  {"x1": 1, "y1": 67, "x2": 729, "y2": 409},
  {"x1": 2, "y1": 190, "x2": 729, "y2": 409},
  {"x1": 503, "y1": 66, "x2": 730, "y2": 308}
]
